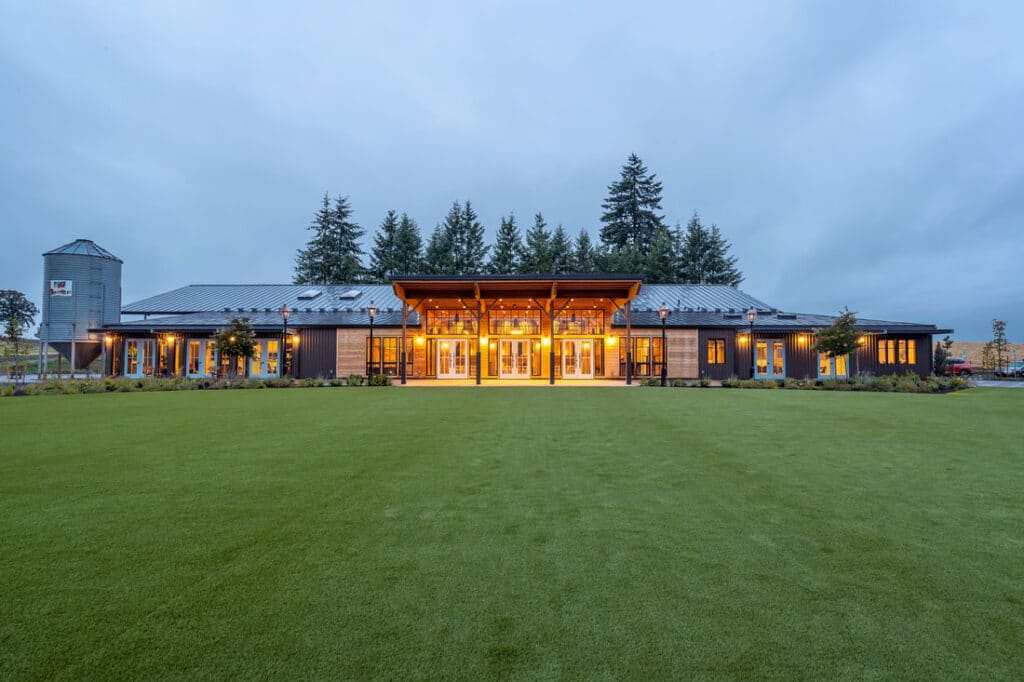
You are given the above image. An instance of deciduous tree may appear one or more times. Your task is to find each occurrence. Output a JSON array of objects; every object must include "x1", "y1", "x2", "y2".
[
  {"x1": 1, "y1": 290, "x2": 38, "y2": 381},
  {"x1": 816, "y1": 308, "x2": 861, "y2": 372},
  {"x1": 213, "y1": 318, "x2": 256, "y2": 377}
]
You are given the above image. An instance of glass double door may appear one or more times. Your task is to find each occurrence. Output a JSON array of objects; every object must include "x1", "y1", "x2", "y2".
[
  {"x1": 499, "y1": 339, "x2": 531, "y2": 378},
  {"x1": 755, "y1": 340, "x2": 786, "y2": 379},
  {"x1": 562, "y1": 339, "x2": 594, "y2": 379},
  {"x1": 437, "y1": 338, "x2": 469, "y2": 379}
]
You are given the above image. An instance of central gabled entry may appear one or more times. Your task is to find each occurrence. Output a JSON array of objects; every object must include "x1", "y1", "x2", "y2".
[{"x1": 391, "y1": 275, "x2": 643, "y2": 384}]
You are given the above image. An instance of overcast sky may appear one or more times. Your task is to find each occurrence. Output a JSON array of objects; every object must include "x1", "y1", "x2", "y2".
[{"x1": 2, "y1": 2, "x2": 1022, "y2": 339}]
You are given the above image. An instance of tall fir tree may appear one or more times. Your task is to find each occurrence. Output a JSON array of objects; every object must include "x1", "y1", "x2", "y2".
[
  {"x1": 392, "y1": 213, "x2": 423, "y2": 275},
  {"x1": 369, "y1": 209, "x2": 401, "y2": 282},
  {"x1": 331, "y1": 195, "x2": 366, "y2": 283},
  {"x1": 488, "y1": 213, "x2": 523, "y2": 274},
  {"x1": 599, "y1": 153, "x2": 666, "y2": 256},
  {"x1": 573, "y1": 229, "x2": 597, "y2": 273},
  {"x1": 520, "y1": 212, "x2": 553, "y2": 273},
  {"x1": 459, "y1": 201, "x2": 489, "y2": 274},
  {"x1": 644, "y1": 225, "x2": 679, "y2": 283},
  {"x1": 677, "y1": 212, "x2": 742, "y2": 286},
  {"x1": 550, "y1": 224, "x2": 573, "y2": 273},
  {"x1": 438, "y1": 201, "x2": 464, "y2": 274},
  {"x1": 424, "y1": 224, "x2": 455, "y2": 275},
  {"x1": 294, "y1": 193, "x2": 337, "y2": 285}
]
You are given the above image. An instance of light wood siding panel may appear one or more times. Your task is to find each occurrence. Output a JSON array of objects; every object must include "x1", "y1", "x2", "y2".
[
  {"x1": 667, "y1": 329, "x2": 698, "y2": 378},
  {"x1": 605, "y1": 339, "x2": 620, "y2": 377},
  {"x1": 336, "y1": 328, "x2": 366, "y2": 377}
]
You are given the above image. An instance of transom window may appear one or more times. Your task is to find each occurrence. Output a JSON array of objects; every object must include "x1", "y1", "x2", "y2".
[
  {"x1": 426, "y1": 310, "x2": 478, "y2": 335},
  {"x1": 554, "y1": 310, "x2": 604, "y2": 335},
  {"x1": 488, "y1": 309, "x2": 541, "y2": 335}
]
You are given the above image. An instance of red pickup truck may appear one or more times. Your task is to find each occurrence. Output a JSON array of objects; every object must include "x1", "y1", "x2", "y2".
[{"x1": 943, "y1": 358, "x2": 974, "y2": 376}]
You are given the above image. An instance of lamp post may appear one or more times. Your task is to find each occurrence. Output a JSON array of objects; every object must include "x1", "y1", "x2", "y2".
[
  {"x1": 658, "y1": 303, "x2": 670, "y2": 386},
  {"x1": 279, "y1": 304, "x2": 290, "y2": 377},
  {"x1": 746, "y1": 307, "x2": 758, "y2": 378},
  {"x1": 368, "y1": 300, "x2": 378, "y2": 377}
]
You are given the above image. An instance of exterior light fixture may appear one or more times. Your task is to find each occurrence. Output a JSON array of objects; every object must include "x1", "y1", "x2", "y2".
[
  {"x1": 291, "y1": 335, "x2": 299, "y2": 344},
  {"x1": 658, "y1": 303, "x2": 670, "y2": 386},
  {"x1": 104, "y1": 335, "x2": 113, "y2": 344},
  {"x1": 746, "y1": 307, "x2": 758, "y2": 378},
  {"x1": 368, "y1": 300, "x2": 378, "y2": 377},
  {"x1": 166, "y1": 334, "x2": 175, "y2": 344},
  {"x1": 229, "y1": 336, "x2": 236, "y2": 343},
  {"x1": 279, "y1": 304, "x2": 291, "y2": 377}
]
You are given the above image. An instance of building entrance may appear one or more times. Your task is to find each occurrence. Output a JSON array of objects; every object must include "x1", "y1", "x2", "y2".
[
  {"x1": 437, "y1": 339, "x2": 469, "y2": 379},
  {"x1": 562, "y1": 339, "x2": 595, "y2": 379},
  {"x1": 499, "y1": 339, "x2": 531, "y2": 378}
]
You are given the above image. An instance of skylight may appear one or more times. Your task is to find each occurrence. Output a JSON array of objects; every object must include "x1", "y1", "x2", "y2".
[
  {"x1": 339, "y1": 289, "x2": 362, "y2": 299},
  {"x1": 298, "y1": 289, "x2": 322, "y2": 300}
]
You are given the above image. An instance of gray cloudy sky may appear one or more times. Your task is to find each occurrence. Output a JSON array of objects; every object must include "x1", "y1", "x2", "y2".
[{"x1": 2, "y1": 1, "x2": 1022, "y2": 339}]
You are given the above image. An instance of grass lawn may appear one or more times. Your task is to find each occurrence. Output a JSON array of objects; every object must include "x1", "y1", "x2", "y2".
[{"x1": 1, "y1": 387, "x2": 1021, "y2": 679}]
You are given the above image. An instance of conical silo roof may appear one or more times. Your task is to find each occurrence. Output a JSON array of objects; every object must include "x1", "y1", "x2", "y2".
[{"x1": 43, "y1": 239, "x2": 122, "y2": 263}]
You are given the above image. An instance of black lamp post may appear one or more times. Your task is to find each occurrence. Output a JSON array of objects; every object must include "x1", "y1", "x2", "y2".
[
  {"x1": 658, "y1": 303, "x2": 670, "y2": 386},
  {"x1": 367, "y1": 300, "x2": 378, "y2": 377},
  {"x1": 279, "y1": 304, "x2": 290, "y2": 377},
  {"x1": 746, "y1": 307, "x2": 758, "y2": 378}
]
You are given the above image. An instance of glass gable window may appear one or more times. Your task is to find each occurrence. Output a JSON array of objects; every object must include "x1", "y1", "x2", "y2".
[
  {"x1": 425, "y1": 310, "x2": 478, "y2": 335},
  {"x1": 554, "y1": 310, "x2": 603, "y2": 335},
  {"x1": 488, "y1": 309, "x2": 541, "y2": 336}
]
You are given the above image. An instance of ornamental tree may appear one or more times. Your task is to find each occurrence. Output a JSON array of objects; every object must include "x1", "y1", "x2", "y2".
[
  {"x1": 816, "y1": 307, "x2": 861, "y2": 369},
  {"x1": 213, "y1": 317, "x2": 256, "y2": 376},
  {"x1": 1, "y1": 290, "x2": 39, "y2": 381}
]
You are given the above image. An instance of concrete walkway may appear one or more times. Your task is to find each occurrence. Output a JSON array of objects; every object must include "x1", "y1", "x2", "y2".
[{"x1": 394, "y1": 378, "x2": 635, "y2": 387}]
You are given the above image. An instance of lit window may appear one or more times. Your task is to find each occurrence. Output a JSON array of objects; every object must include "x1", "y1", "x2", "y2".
[
  {"x1": 898, "y1": 339, "x2": 907, "y2": 364},
  {"x1": 267, "y1": 340, "x2": 279, "y2": 374},
  {"x1": 908, "y1": 340, "x2": 916, "y2": 364},
  {"x1": 707, "y1": 339, "x2": 726, "y2": 364},
  {"x1": 189, "y1": 341, "x2": 201, "y2": 374}
]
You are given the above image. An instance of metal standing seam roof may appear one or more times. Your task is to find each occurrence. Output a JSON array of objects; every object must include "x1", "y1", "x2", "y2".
[
  {"x1": 121, "y1": 284, "x2": 402, "y2": 315},
  {"x1": 43, "y1": 239, "x2": 122, "y2": 262}
]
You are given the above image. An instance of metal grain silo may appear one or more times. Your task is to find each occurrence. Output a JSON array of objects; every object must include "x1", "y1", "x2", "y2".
[{"x1": 41, "y1": 239, "x2": 122, "y2": 370}]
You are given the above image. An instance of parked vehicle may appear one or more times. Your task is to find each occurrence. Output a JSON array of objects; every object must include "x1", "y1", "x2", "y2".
[
  {"x1": 943, "y1": 358, "x2": 974, "y2": 376},
  {"x1": 994, "y1": 361, "x2": 1024, "y2": 377}
]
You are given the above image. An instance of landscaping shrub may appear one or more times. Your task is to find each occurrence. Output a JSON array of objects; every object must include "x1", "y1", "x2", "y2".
[
  {"x1": 699, "y1": 377, "x2": 711, "y2": 387},
  {"x1": 266, "y1": 377, "x2": 294, "y2": 388},
  {"x1": 671, "y1": 379, "x2": 687, "y2": 388},
  {"x1": 722, "y1": 377, "x2": 740, "y2": 388},
  {"x1": 347, "y1": 374, "x2": 363, "y2": 387},
  {"x1": 302, "y1": 377, "x2": 324, "y2": 388},
  {"x1": 367, "y1": 373, "x2": 392, "y2": 387},
  {"x1": 330, "y1": 377, "x2": 345, "y2": 387}
]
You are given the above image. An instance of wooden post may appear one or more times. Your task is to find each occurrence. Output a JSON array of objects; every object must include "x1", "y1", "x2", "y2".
[
  {"x1": 401, "y1": 302, "x2": 408, "y2": 385},
  {"x1": 475, "y1": 300, "x2": 482, "y2": 385},
  {"x1": 625, "y1": 301, "x2": 632, "y2": 385}
]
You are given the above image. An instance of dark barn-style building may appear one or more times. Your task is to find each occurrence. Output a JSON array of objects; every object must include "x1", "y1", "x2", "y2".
[{"x1": 94, "y1": 273, "x2": 949, "y2": 383}]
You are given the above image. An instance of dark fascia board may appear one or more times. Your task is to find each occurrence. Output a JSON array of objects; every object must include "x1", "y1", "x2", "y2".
[{"x1": 390, "y1": 273, "x2": 644, "y2": 282}]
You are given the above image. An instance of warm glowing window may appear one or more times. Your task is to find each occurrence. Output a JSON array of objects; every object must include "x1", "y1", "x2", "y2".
[
  {"x1": 188, "y1": 341, "x2": 201, "y2": 374},
  {"x1": 836, "y1": 354, "x2": 847, "y2": 376},
  {"x1": 554, "y1": 310, "x2": 604, "y2": 335},
  {"x1": 426, "y1": 310, "x2": 478, "y2": 335},
  {"x1": 205, "y1": 342, "x2": 217, "y2": 375},
  {"x1": 267, "y1": 340, "x2": 279, "y2": 374},
  {"x1": 251, "y1": 343, "x2": 262, "y2": 374},
  {"x1": 707, "y1": 339, "x2": 726, "y2": 364},
  {"x1": 819, "y1": 353, "x2": 831, "y2": 376},
  {"x1": 126, "y1": 341, "x2": 139, "y2": 374},
  {"x1": 488, "y1": 309, "x2": 541, "y2": 336},
  {"x1": 879, "y1": 338, "x2": 915, "y2": 364},
  {"x1": 367, "y1": 337, "x2": 407, "y2": 376},
  {"x1": 878, "y1": 339, "x2": 898, "y2": 364},
  {"x1": 907, "y1": 339, "x2": 916, "y2": 364}
]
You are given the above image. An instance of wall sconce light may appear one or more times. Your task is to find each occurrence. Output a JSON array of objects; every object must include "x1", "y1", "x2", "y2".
[
  {"x1": 166, "y1": 334, "x2": 175, "y2": 344},
  {"x1": 606, "y1": 337, "x2": 617, "y2": 346},
  {"x1": 104, "y1": 335, "x2": 114, "y2": 344},
  {"x1": 415, "y1": 335, "x2": 425, "y2": 346},
  {"x1": 291, "y1": 335, "x2": 300, "y2": 344},
  {"x1": 797, "y1": 335, "x2": 806, "y2": 344},
  {"x1": 541, "y1": 337, "x2": 550, "y2": 346}
]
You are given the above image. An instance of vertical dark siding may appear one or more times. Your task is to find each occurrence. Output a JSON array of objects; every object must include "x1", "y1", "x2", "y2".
[
  {"x1": 297, "y1": 328, "x2": 337, "y2": 378},
  {"x1": 698, "y1": 328, "x2": 737, "y2": 380},
  {"x1": 857, "y1": 334, "x2": 933, "y2": 378}
]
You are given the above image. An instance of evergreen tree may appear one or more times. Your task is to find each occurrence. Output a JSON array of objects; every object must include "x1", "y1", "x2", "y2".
[
  {"x1": 677, "y1": 213, "x2": 743, "y2": 286},
  {"x1": 459, "y1": 201, "x2": 489, "y2": 274},
  {"x1": 369, "y1": 209, "x2": 400, "y2": 282},
  {"x1": 438, "y1": 201, "x2": 465, "y2": 273},
  {"x1": 294, "y1": 193, "x2": 366, "y2": 284},
  {"x1": 644, "y1": 226, "x2": 679, "y2": 283},
  {"x1": 293, "y1": 193, "x2": 336, "y2": 285},
  {"x1": 392, "y1": 213, "x2": 423, "y2": 275},
  {"x1": 573, "y1": 229, "x2": 597, "y2": 273},
  {"x1": 816, "y1": 308, "x2": 862, "y2": 364},
  {"x1": 600, "y1": 153, "x2": 666, "y2": 255},
  {"x1": 488, "y1": 213, "x2": 523, "y2": 274},
  {"x1": 424, "y1": 224, "x2": 455, "y2": 275},
  {"x1": 520, "y1": 212, "x2": 553, "y2": 273},
  {"x1": 596, "y1": 243, "x2": 645, "y2": 274},
  {"x1": 550, "y1": 224, "x2": 573, "y2": 273}
]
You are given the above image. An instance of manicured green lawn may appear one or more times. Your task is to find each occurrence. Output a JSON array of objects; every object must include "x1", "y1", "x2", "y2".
[{"x1": 1, "y1": 387, "x2": 1021, "y2": 679}]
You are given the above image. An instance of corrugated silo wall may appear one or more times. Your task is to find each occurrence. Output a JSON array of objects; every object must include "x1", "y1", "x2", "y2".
[{"x1": 42, "y1": 253, "x2": 121, "y2": 368}]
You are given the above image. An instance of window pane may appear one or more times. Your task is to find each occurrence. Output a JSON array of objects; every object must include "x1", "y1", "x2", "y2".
[
  {"x1": 819, "y1": 353, "x2": 831, "y2": 376},
  {"x1": 267, "y1": 340, "x2": 279, "y2": 374},
  {"x1": 773, "y1": 341, "x2": 784, "y2": 374},
  {"x1": 878, "y1": 340, "x2": 886, "y2": 363},
  {"x1": 756, "y1": 342, "x2": 768, "y2": 374},
  {"x1": 908, "y1": 340, "x2": 916, "y2": 365},
  {"x1": 836, "y1": 354, "x2": 847, "y2": 376},
  {"x1": 707, "y1": 340, "x2": 715, "y2": 364},
  {"x1": 898, "y1": 339, "x2": 907, "y2": 364},
  {"x1": 716, "y1": 340, "x2": 726, "y2": 364}
]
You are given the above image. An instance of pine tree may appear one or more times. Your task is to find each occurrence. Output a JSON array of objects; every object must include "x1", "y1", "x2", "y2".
[
  {"x1": 438, "y1": 201, "x2": 465, "y2": 273},
  {"x1": 369, "y1": 209, "x2": 400, "y2": 282},
  {"x1": 330, "y1": 195, "x2": 366, "y2": 283},
  {"x1": 599, "y1": 153, "x2": 665, "y2": 256},
  {"x1": 460, "y1": 201, "x2": 489, "y2": 274},
  {"x1": 573, "y1": 229, "x2": 597, "y2": 273},
  {"x1": 392, "y1": 213, "x2": 423, "y2": 275},
  {"x1": 488, "y1": 213, "x2": 523, "y2": 274},
  {"x1": 424, "y1": 224, "x2": 455, "y2": 275},
  {"x1": 293, "y1": 193, "x2": 336, "y2": 285},
  {"x1": 677, "y1": 213, "x2": 742, "y2": 286},
  {"x1": 644, "y1": 226, "x2": 679, "y2": 283},
  {"x1": 550, "y1": 224, "x2": 573, "y2": 273},
  {"x1": 520, "y1": 212, "x2": 553, "y2": 273}
]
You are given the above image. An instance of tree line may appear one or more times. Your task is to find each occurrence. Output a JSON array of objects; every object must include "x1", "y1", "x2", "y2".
[{"x1": 294, "y1": 153, "x2": 742, "y2": 286}]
